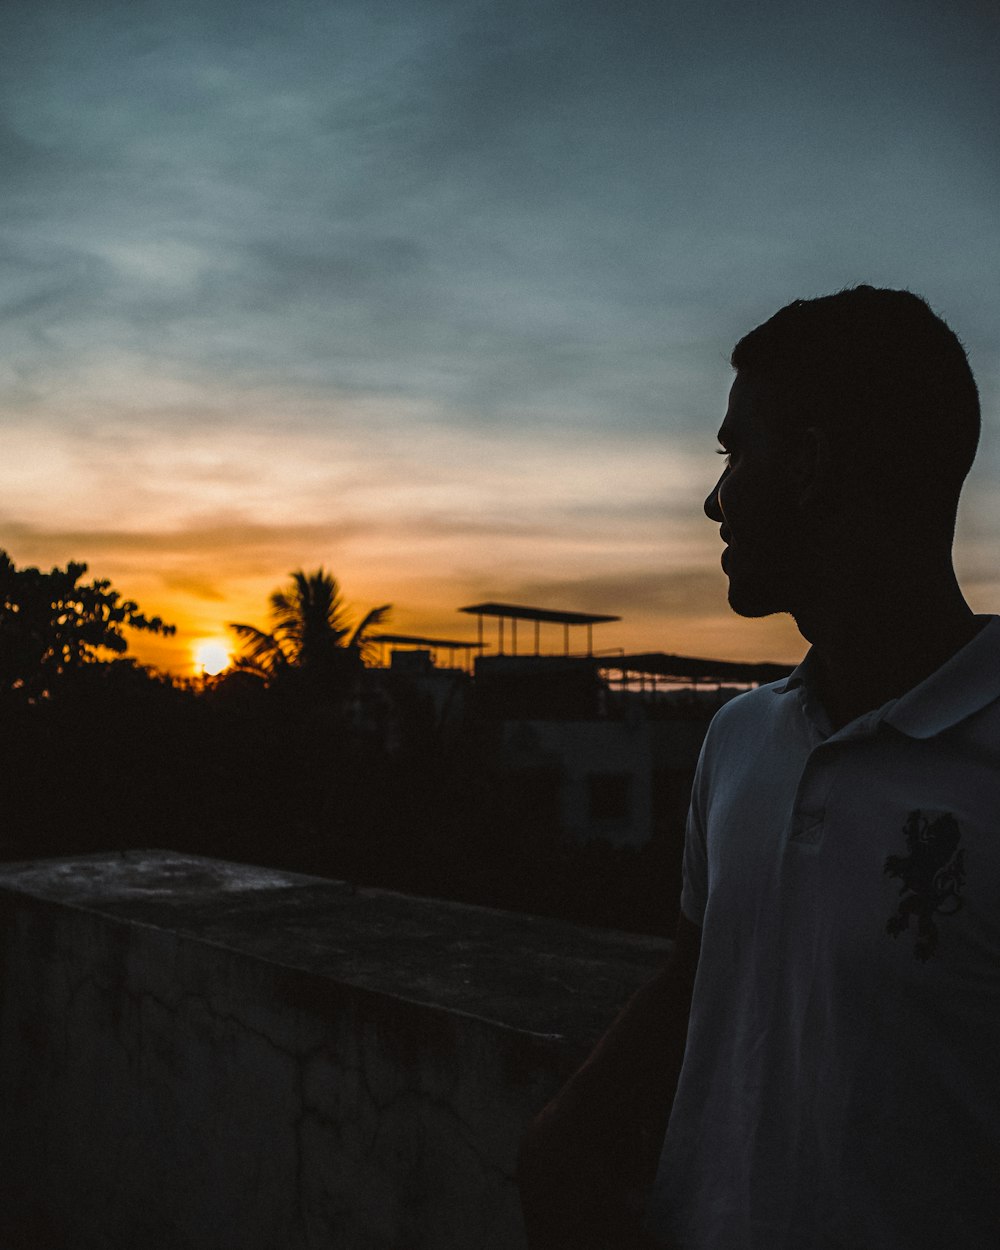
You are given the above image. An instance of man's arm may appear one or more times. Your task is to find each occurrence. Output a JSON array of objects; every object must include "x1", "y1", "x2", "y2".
[{"x1": 517, "y1": 913, "x2": 701, "y2": 1250}]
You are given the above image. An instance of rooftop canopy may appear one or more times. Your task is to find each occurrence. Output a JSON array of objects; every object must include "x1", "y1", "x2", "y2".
[
  {"x1": 459, "y1": 602, "x2": 620, "y2": 626},
  {"x1": 459, "y1": 602, "x2": 621, "y2": 657}
]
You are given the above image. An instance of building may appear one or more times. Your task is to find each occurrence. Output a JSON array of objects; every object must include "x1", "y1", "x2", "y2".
[{"x1": 372, "y1": 602, "x2": 792, "y2": 850}]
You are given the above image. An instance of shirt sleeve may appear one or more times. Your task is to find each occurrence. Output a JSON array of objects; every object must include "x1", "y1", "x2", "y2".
[{"x1": 679, "y1": 742, "x2": 710, "y2": 926}]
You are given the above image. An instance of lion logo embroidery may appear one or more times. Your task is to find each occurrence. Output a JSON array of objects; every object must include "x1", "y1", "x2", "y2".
[{"x1": 884, "y1": 810, "x2": 965, "y2": 961}]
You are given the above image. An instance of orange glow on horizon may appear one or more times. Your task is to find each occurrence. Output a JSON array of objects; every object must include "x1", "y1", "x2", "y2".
[{"x1": 127, "y1": 589, "x2": 807, "y2": 678}]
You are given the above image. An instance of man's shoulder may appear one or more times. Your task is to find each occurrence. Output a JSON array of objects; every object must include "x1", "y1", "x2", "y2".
[
  {"x1": 696, "y1": 678, "x2": 797, "y2": 771},
  {"x1": 708, "y1": 677, "x2": 792, "y2": 731}
]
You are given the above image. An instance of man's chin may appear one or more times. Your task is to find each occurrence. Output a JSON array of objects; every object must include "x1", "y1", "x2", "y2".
[{"x1": 726, "y1": 580, "x2": 785, "y2": 619}]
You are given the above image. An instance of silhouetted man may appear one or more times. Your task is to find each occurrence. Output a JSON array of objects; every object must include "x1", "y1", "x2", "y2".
[{"x1": 518, "y1": 287, "x2": 999, "y2": 1248}]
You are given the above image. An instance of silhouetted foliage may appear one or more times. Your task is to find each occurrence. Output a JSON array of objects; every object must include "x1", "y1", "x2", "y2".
[
  {"x1": 0, "y1": 550, "x2": 174, "y2": 703},
  {"x1": 229, "y1": 568, "x2": 390, "y2": 703},
  {"x1": 2, "y1": 554, "x2": 698, "y2": 937}
]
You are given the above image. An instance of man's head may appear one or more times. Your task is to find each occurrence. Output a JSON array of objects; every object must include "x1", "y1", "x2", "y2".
[{"x1": 706, "y1": 286, "x2": 980, "y2": 620}]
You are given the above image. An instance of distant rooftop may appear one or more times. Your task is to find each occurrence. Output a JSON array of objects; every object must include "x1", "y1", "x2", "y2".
[
  {"x1": 459, "y1": 602, "x2": 621, "y2": 657},
  {"x1": 371, "y1": 633, "x2": 486, "y2": 650},
  {"x1": 607, "y1": 652, "x2": 795, "y2": 685},
  {"x1": 375, "y1": 603, "x2": 793, "y2": 675},
  {"x1": 459, "y1": 602, "x2": 620, "y2": 626}
]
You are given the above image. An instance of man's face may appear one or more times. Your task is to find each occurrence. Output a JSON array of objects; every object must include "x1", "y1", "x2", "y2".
[{"x1": 705, "y1": 372, "x2": 806, "y2": 618}]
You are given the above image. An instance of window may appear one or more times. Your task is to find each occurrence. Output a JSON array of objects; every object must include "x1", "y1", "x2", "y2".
[{"x1": 587, "y1": 772, "x2": 632, "y2": 825}]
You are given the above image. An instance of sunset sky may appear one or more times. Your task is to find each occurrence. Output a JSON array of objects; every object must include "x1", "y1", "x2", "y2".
[{"x1": 2, "y1": 0, "x2": 998, "y2": 675}]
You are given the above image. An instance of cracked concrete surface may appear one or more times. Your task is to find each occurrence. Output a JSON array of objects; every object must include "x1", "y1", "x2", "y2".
[{"x1": 0, "y1": 851, "x2": 670, "y2": 1249}]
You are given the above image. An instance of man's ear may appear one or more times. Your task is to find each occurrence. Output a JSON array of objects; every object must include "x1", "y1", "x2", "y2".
[{"x1": 790, "y1": 426, "x2": 835, "y2": 510}]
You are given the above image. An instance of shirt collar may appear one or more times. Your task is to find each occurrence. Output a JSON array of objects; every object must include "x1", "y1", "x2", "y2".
[
  {"x1": 771, "y1": 647, "x2": 817, "y2": 696},
  {"x1": 771, "y1": 615, "x2": 1000, "y2": 739},
  {"x1": 885, "y1": 614, "x2": 1000, "y2": 738}
]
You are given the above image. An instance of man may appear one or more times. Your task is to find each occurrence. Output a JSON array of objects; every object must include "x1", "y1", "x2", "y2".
[{"x1": 518, "y1": 286, "x2": 999, "y2": 1248}]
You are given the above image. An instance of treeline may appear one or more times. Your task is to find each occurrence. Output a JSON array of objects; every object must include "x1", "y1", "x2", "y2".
[
  {"x1": 2, "y1": 669, "x2": 683, "y2": 936},
  {"x1": 0, "y1": 556, "x2": 686, "y2": 935}
]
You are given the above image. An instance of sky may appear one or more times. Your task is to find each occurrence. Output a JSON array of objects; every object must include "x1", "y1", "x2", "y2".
[{"x1": 2, "y1": 0, "x2": 998, "y2": 674}]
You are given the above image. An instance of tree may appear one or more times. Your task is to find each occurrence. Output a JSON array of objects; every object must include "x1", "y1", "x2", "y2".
[
  {"x1": 0, "y1": 551, "x2": 175, "y2": 703},
  {"x1": 229, "y1": 568, "x2": 390, "y2": 701}
]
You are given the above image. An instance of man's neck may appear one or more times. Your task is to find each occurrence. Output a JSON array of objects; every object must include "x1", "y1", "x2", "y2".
[{"x1": 793, "y1": 565, "x2": 982, "y2": 732}]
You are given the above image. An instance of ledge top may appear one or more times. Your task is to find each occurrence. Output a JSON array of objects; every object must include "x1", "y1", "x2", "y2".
[{"x1": 0, "y1": 850, "x2": 671, "y2": 1046}]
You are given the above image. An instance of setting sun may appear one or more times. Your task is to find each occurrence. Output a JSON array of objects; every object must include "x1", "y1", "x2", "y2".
[{"x1": 194, "y1": 639, "x2": 232, "y2": 677}]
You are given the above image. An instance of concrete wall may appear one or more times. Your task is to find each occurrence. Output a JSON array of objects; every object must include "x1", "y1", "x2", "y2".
[{"x1": 0, "y1": 853, "x2": 670, "y2": 1250}]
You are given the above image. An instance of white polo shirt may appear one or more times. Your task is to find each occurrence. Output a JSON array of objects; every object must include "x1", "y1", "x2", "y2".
[{"x1": 646, "y1": 615, "x2": 1000, "y2": 1249}]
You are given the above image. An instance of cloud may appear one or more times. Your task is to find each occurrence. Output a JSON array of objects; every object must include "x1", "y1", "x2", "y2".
[
  {"x1": 160, "y1": 574, "x2": 226, "y2": 602},
  {"x1": 0, "y1": 0, "x2": 997, "y2": 673},
  {"x1": 2, "y1": 0, "x2": 996, "y2": 445},
  {"x1": 476, "y1": 567, "x2": 728, "y2": 621},
  {"x1": 0, "y1": 515, "x2": 365, "y2": 574}
]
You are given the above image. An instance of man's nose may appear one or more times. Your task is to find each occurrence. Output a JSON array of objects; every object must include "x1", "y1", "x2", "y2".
[{"x1": 704, "y1": 474, "x2": 724, "y2": 522}]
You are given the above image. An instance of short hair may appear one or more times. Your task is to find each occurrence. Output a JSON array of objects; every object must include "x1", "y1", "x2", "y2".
[{"x1": 731, "y1": 286, "x2": 980, "y2": 522}]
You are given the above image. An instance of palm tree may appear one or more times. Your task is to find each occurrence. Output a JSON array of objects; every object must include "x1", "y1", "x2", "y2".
[{"x1": 229, "y1": 569, "x2": 390, "y2": 699}]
